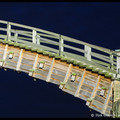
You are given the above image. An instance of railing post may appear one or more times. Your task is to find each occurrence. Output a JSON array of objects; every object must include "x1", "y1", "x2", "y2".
[
  {"x1": 115, "y1": 50, "x2": 120, "y2": 78},
  {"x1": 7, "y1": 22, "x2": 11, "y2": 41},
  {"x1": 14, "y1": 31, "x2": 18, "y2": 43},
  {"x1": 117, "y1": 52, "x2": 120, "y2": 78},
  {"x1": 110, "y1": 54, "x2": 114, "y2": 69},
  {"x1": 84, "y1": 45, "x2": 91, "y2": 61},
  {"x1": 36, "y1": 34, "x2": 40, "y2": 45},
  {"x1": 32, "y1": 30, "x2": 37, "y2": 44},
  {"x1": 59, "y1": 35, "x2": 64, "y2": 56}
]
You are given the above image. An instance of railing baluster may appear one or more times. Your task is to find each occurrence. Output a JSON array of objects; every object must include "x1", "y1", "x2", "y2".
[
  {"x1": 84, "y1": 45, "x2": 91, "y2": 61},
  {"x1": 110, "y1": 54, "x2": 114, "y2": 69},
  {"x1": 7, "y1": 22, "x2": 11, "y2": 41},
  {"x1": 14, "y1": 31, "x2": 18, "y2": 43},
  {"x1": 116, "y1": 51, "x2": 120, "y2": 78},
  {"x1": 32, "y1": 30, "x2": 37, "y2": 44},
  {"x1": 59, "y1": 35, "x2": 64, "y2": 56},
  {"x1": 36, "y1": 34, "x2": 40, "y2": 45}
]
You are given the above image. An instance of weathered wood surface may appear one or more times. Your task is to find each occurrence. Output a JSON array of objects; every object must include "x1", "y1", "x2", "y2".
[{"x1": 0, "y1": 43, "x2": 113, "y2": 117}]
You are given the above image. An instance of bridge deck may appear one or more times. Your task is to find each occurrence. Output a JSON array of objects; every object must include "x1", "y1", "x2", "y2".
[{"x1": 0, "y1": 42, "x2": 113, "y2": 117}]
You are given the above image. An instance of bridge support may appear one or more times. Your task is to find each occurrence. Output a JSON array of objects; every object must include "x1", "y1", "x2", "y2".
[
  {"x1": 113, "y1": 79, "x2": 120, "y2": 118},
  {"x1": 112, "y1": 50, "x2": 120, "y2": 118}
]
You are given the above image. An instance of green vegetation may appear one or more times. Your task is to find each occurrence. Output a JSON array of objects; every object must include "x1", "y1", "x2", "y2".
[
  {"x1": 72, "y1": 72, "x2": 77, "y2": 76},
  {"x1": 29, "y1": 69, "x2": 35, "y2": 72},
  {"x1": 8, "y1": 51, "x2": 14, "y2": 54},
  {"x1": 87, "y1": 98, "x2": 92, "y2": 102},
  {"x1": 39, "y1": 61, "x2": 45, "y2": 64}
]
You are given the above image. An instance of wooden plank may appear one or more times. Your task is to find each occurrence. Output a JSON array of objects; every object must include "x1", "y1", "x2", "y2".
[
  {"x1": 11, "y1": 29, "x2": 32, "y2": 38},
  {"x1": 51, "y1": 74, "x2": 65, "y2": 81},
  {"x1": 37, "y1": 33, "x2": 58, "y2": 39},
  {"x1": 50, "y1": 79, "x2": 60, "y2": 85},
  {"x1": 54, "y1": 60, "x2": 68, "y2": 70},
  {"x1": 102, "y1": 81, "x2": 113, "y2": 114},
  {"x1": 90, "y1": 75, "x2": 101, "y2": 100},
  {"x1": 5, "y1": 64, "x2": 16, "y2": 70},
  {"x1": 74, "y1": 69, "x2": 86, "y2": 97},
  {"x1": 78, "y1": 94, "x2": 87, "y2": 101},
  {"x1": 67, "y1": 79, "x2": 79, "y2": 86},
  {"x1": 35, "y1": 69, "x2": 49, "y2": 76},
  {"x1": 94, "y1": 94, "x2": 105, "y2": 104},
  {"x1": 91, "y1": 51, "x2": 110, "y2": 60},
  {"x1": 20, "y1": 64, "x2": 33, "y2": 70},
  {"x1": 64, "y1": 82, "x2": 77, "y2": 92},
  {"x1": 52, "y1": 68, "x2": 66, "y2": 76},
  {"x1": 21, "y1": 57, "x2": 35, "y2": 65},
  {"x1": 4, "y1": 60, "x2": 17, "y2": 67},
  {"x1": 40, "y1": 37, "x2": 59, "y2": 46},
  {"x1": 63, "y1": 43, "x2": 85, "y2": 54},
  {"x1": 46, "y1": 58, "x2": 55, "y2": 82},
  {"x1": 80, "y1": 84, "x2": 94, "y2": 93},
  {"x1": 92, "y1": 100, "x2": 104, "y2": 109},
  {"x1": 0, "y1": 53, "x2": 3, "y2": 59},
  {"x1": 79, "y1": 89, "x2": 91, "y2": 98},
  {"x1": 62, "y1": 88, "x2": 75, "y2": 96},
  {"x1": 90, "y1": 105, "x2": 102, "y2": 113},
  {"x1": 83, "y1": 78, "x2": 96, "y2": 87},
  {"x1": 33, "y1": 73, "x2": 46, "y2": 81}
]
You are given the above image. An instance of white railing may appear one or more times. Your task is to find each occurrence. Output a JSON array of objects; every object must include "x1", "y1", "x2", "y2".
[{"x1": 0, "y1": 20, "x2": 118, "y2": 72}]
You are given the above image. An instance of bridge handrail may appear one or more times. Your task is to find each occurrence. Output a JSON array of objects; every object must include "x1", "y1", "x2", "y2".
[{"x1": 0, "y1": 20, "x2": 118, "y2": 71}]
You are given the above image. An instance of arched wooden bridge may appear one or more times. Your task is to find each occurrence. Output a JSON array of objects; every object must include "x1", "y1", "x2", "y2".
[{"x1": 0, "y1": 20, "x2": 120, "y2": 118}]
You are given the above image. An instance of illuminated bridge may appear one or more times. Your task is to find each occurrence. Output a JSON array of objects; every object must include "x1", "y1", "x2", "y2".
[{"x1": 0, "y1": 20, "x2": 120, "y2": 118}]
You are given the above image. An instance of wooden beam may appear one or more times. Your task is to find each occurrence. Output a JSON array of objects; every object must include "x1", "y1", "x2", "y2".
[
  {"x1": 3, "y1": 44, "x2": 8, "y2": 60},
  {"x1": 29, "y1": 54, "x2": 38, "y2": 76},
  {"x1": 59, "y1": 64, "x2": 72, "y2": 89},
  {"x1": 63, "y1": 64, "x2": 72, "y2": 83},
  {"x1": 33, "y1": 54, "x2": 38, "y2": 70},
  {"x1": 16, "y1": 49, "x2": 23, "y2": 71},
  {"x1": 0, "y1": 44, "x2": 8, "y2": 67},
  {"x1": 46, "y1": 58, "x2": 55, "y2": 82},
  {"x1": 113, "y1": 80, "x2": 120, "y2": 118},
  {"x1": 102, "y1": 81, "x2": 113, "y2": 115},
  {"x1": 74, "y1": 69, "x2": 86, "y2": 97}
]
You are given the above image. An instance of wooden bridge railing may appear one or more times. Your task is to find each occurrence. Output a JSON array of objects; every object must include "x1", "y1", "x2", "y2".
[{"x1": 0, "y1": 20, "x2": 118, "y2": 72}]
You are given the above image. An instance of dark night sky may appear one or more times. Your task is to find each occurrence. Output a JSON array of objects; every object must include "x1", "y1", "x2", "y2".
[{"x1": 0, "y1": 2, "x2": 119, "y2": 118}]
